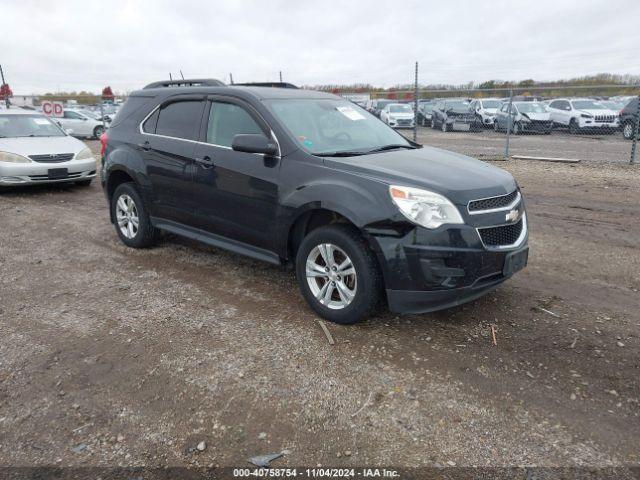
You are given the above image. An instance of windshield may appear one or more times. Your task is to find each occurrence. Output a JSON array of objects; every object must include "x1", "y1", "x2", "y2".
[
  {"x1": 572, "y1": 100, "x2": 605, "y2": 110},
  {"x1": 516, "y1": 103, "x2": 548, "y2": 113},
  {"x1": 481, "y1": 100, "x2": 501, "y2": 109},
  {"x1": 375, "y1": 100, "x2": 393, "y2": 109},
  {"x1": 389, "y1": 104, "x2": 412, "y2": 113},
  {"x1": 0, "y1": 114, "x2": 66, "y2": 138},
  {"x1": 266, "y1": 99, "x2": 411, "y2": 155},
  {"x1": 444, "y1": 100, "x2": 471, "y2": 110}
]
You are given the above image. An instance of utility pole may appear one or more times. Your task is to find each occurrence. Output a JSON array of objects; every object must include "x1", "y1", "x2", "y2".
[
  {"x1": 0, "y1": 64, "x2": 10, "y2": 108},
  {"x1": 229, "y1": 73, "x2": 234, "y2": 85},
  {"x1": 504, "y1": 89, "x2": 514, "y2": 160},
  {"x1": 413, "y1": 62, "x2": 418, "y2": 142},
  {"x1": 279, "y1": 71, "x2": 283, "y2": 83}
]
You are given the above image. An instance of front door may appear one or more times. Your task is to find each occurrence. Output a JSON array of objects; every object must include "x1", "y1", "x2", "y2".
[
  {"x1": 192, "y1": 98, "x2": 280, "y2": 251},
  {"x1": 139, "y1": 97, "x2": 205, "y2": 225}
]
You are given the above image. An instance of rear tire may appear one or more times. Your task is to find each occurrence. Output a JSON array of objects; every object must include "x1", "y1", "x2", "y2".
[
  {"x1": 494, "y1": 120, "x2": 500, "y2": 132},
  {"x1": 111, "y1": 183, "x2": 159, "y2": 248},
  {"x1": 295, "y1": 225, "x2": 382, "y2": 324}
]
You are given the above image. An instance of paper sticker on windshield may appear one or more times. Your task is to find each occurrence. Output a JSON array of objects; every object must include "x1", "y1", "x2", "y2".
[
  {"x1": 336, "y1": 106, "x2": 366, "y2": 121},
  {"x1": 33, "y1": 118, "x2": 51, "y2": 125}
]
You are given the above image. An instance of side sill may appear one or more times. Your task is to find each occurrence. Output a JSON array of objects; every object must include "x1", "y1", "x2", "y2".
[{"x1": 150, "y1": 217, "x2": 282, "y2": 266}]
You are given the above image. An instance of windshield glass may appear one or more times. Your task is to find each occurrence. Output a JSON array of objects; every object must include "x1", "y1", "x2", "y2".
[
  {"x1": 481, "y1": 100, "x2": 501, "y2": 109},
  {"x1": 389, "y1": 104, "x2": 412, "y2": 113},
  {"x1": 572, "y1": 100, "x2": 605, "y2": 110},
  {"x1": 444, "y1": 100, "x2": 471, "y2": 110},
  {"x1": 266, "y1": 99, "x2": 411, "y2": 155},
  {"x1": 0, "y1": 114, "x2": 66, "y2": 138},
  {"x1": 516, "y1": 103, "x2": 548, "y2": 113}
]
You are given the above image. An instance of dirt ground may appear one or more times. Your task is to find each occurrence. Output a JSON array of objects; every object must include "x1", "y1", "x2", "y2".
[{"x1": 0, "y1": 135, "x2": 639, "y2": 470}]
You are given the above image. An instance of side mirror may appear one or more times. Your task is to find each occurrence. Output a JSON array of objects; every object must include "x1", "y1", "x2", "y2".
[
  {"x1": 232, "y1": 134, "x2": 277, "y2": 156},
  {"x1": 65, "y1": 128, "x2": 74, "y2": 135}
]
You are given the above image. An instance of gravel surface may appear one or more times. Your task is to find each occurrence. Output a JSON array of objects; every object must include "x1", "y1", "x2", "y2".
[{"x1": 0, "y1": 139, "x2": 638, "y2": 469}]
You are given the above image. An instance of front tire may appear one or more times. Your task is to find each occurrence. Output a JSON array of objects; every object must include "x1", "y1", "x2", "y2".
[
  {"x1": 93, "y1": 125, "x2": 105, "y2": 139},
  {"x1": 111, "y1": 183, "x2": 159, "y2": 248},
  {"x1": 622, "y1": 122, "x2": 635, "y2": 140},
  {"x1": 569, "y1": 119, "x2": 579, "y2": 135},
  {"x1": 295, "y1": 225, "x2": 381, "y2": 324}
]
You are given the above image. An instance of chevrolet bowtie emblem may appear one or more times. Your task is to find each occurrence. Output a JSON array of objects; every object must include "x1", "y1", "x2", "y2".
[{"x1": 506, "y1": 209, "x2": 520, "y2": 222}]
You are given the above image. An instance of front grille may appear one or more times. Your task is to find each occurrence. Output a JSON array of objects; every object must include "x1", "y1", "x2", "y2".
[
  {"x1": 28, "y1": 172, "x2": 82, "y2": 181},
  {"x1": 397, "y1": 119, "x2": 412, "y2": 125},
  {"x1": 594, "y1": 115, "x2": 615, "y2": 123},
  {"x1": 469, "y1": 190, "x2": 518, "y2": 212},
  {"x1": 478, "y1": 218, "x2": 524, "y2": 247},
  {"x1": 28, "y1": 153, "x2": 75, "y2": 163}
]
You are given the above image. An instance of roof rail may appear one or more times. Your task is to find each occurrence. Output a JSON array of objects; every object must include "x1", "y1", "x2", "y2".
[
  {"x1": 142, "y1": 78, "x2": 226, "y2": 89},
  {"x1": 233, "y1": 82, "x2": 298, "y2": 89}
]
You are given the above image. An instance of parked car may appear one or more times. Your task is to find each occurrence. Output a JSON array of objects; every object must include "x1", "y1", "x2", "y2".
[
  {"x1": 102, "y1": 79, "x2": 528, "y2": 324},
  {"x1": 369, "y1": 99, "x2": 394, "y2": 118},
  {"x1": 494, "y1": 102, "x2": 553, "y2": 134},
  {"x1": 431, "y1": 98, "x2": 478, "y2": 132},
  {"x1": 380, "y1": 103, "x2": 415, "y2": 129},
  {"x1": 619, "y1": 97, "x2": 638, "y2": 140},
  {"x1": 54, "y1": 109, "x2": 107, "y2": 139},
  {"x1": 547, "y1": 98, "x2": 619, "y2": 134},
  {"x1": 470, "y1": 98, "x2": 501, "y2": 127},
  {"x1": 0, "y1": 109, "x2": 97, "y2": 187},
  {"x1": 416, "y1": 100, "x2": 436, "y2": 126}
]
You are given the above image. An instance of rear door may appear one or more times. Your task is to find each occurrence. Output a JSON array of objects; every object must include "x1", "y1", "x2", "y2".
[
  {"x1": 191, "y1": 96, "x2": 280, "y2": 251},
  {"x1": 60, "y1": 110, "x2": 90, "y2": 136},
  {"x1": 139, "y1": 96, "x2": 205, "y2": 225}
]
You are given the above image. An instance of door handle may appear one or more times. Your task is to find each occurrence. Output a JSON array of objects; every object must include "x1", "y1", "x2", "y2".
[
  {"x1": 138, "y1": 140, "x2": 150, "y2": 151},
  {"x1": 195, "y1": 156, "x2": 214, "y2": 168}
]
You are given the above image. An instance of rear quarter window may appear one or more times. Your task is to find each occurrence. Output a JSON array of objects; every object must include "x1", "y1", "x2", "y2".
[{"x1": 109, "y1": 95, "x2": 156, "y2": 128}]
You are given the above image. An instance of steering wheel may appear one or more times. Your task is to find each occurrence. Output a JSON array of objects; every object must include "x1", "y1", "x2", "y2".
[{"x1": 330, "y1": 132, "x2": 352, "y2": 144}]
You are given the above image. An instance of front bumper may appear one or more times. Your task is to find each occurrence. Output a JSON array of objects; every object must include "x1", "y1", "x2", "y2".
[
  {"x1": 577, "y1": 118, "x2": 619, "y2": 129},
  {"x1": 0, "y1": 158, "x2": 98, "y2": 186},
  {"x1": 521, "y1": 121, "x2": 553, "y2": 133},
  {"x1": 389, "y1": 119, "x2": 415, "y2": 128},
  {"x1": 367, "y1": 209, "x2": 529, "y2": 314}
]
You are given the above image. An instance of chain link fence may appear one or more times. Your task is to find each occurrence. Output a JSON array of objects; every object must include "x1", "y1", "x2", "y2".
[
  {"x1": 335, "y1": 84, "x2": 640, "y2": 165},
  {"x1": 3, "y1": 85, "x2": 639, "y2": 164}
]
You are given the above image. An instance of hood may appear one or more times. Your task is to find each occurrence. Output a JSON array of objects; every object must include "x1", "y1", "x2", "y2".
[
  {"x1": 0, "y1": 135, "x2": 86, "y2": 157},
  {"x1": 522, "y1": 112, "x2": 551, "y2": 121},
  {"x1": 324, "y1": 146, "x2": 516, "y2": 205},
  {"x1": 483, "y1": 108, "x2": 498, "y2": 114}
]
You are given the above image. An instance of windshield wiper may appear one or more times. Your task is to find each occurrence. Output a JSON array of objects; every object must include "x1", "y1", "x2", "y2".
[
  {"x1": 314, "y1": 150, "x2": 368, "y2": 157},
  {"x1": 365, "y1": 144, "x2": 416, "y2": 154}
]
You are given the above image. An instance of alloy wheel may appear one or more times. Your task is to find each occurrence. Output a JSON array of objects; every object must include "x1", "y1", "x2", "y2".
[
  {"x1": 115, "y1": 194, "x2": 139, "y2": 239},
  {"x1": 306, "y1": 243, "x2": 357, "y2": 310},
  {"x1": 623, "y1": 123, "x2": 634, "y2": 139}
]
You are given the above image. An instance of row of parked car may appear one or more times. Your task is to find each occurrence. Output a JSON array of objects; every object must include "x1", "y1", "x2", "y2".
[
  {"x1": 360, "y1": 95, "x2": 638, "y2": 138},
  {"x1": 0, "y1": 102, "x2": 121, "y2": 139}
]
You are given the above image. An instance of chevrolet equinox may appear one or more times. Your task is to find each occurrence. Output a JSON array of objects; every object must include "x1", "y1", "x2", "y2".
[{"x1": 101, "y1": 79, "x2": 528, "y2": 324}]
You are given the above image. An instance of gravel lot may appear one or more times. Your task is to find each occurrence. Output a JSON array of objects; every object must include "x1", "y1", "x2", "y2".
[{"x1": 1, "y1": 136, "x2": 639, "y2": 470}]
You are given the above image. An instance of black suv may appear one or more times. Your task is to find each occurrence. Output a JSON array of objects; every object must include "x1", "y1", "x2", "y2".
[
  {"x1": 102, "y1": 79, "x2": 528, "y2": 324},
  {"x1": 620, "y1": 97, "x2": 638, "y2": 140},
  {"x1": 430, "y1": 98, "x2": 479, "y2": 132}
]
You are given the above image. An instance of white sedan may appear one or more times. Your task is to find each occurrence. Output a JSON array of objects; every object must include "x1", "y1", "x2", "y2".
[
  {"x1": 380, "y1": 103, "x2": 415, "y2": 129},
  {"x1": 54, "y1": 109, "x2": 107, "y2": 139},
  {"x1": 0, "y1": 109, "x2": 97, "y2": 187}
]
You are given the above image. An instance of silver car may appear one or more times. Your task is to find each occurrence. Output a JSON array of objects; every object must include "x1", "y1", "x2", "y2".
[{"x1": 0, "y1": 109, "x2": 98, "y2": 187}]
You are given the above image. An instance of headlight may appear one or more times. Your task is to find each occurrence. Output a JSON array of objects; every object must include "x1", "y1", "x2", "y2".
[
  {"x1": 580, "y1": 114, "x2": 593, "y2": 119},
  {"x1": 75, "y1": 148, "x2": 95, "y2": 160},
  {"x1": 0, "y1": 151, "x2": 30, "y2": 163},
  {"x1": 389, "y1": 185, "x2": 464, "y2": 229}
]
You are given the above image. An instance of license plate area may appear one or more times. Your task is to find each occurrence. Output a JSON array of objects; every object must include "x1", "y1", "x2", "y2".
[
  {"x1": 503, "y1": 248, "x2": 528, "y2": 276},
  {"x1": 48, "y1": 168, "x2": 68, "y2": 179}
]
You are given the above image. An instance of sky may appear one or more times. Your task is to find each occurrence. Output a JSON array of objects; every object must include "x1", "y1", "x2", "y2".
[{"x1": 2, "y1": 0, "x2": 640, "y2": 94}]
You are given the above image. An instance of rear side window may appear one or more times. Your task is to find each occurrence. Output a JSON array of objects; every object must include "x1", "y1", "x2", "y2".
[
  {"x1": 155, "y1": 100, "x2": 204, "y2": 140},
  {"x1": 206, "y1": 101, "x2": 263, "y2": 147},
  {"x1": 142, "y1": 109, "x2": 159, "y2": 133}
]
